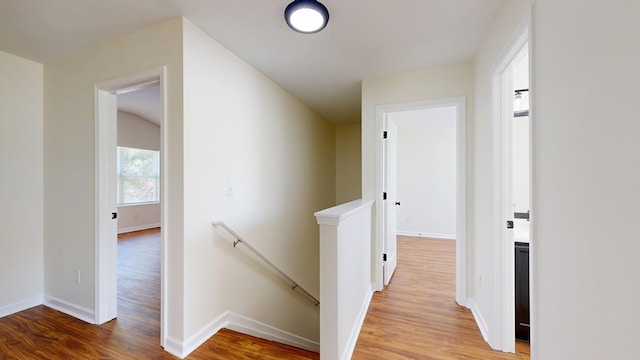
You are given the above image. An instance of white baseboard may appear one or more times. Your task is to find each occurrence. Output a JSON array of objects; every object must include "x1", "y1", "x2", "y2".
[
  {"x1": 163, "y1": 336, "x2": 185, "y2": 359},
  {"x1": 396, "y1": 231, "x2": 456, "y2": 240},
  {"x1": 226, "y1": 312, "x2": 320, "y2": 352},
  {"x1": 118, "y1": 223, "x2": 161, "y2": 234},
  {"x1": 0, "y1": 295, "x2": 43, "y2": 319},
  {"x1": 340, "y1": 286, "x2": 374, "y2": 360},
  {"x1": 466, "y1": 299, "x2": 489, "y2": 343},
  {"x1": 43, "y1": 294, "x2": 95, "y2": 324},
  {"x1": 164, "y1": 310, "x2": 319, "y2": 359}
]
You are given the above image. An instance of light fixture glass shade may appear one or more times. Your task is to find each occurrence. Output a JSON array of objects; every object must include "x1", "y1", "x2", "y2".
[{"x1": 285, "y1": 0, "x2": 329, "y2": 33}]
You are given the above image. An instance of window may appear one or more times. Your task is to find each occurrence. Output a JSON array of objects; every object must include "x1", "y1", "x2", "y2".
[{"x1": 117, "y1": 146, "x2": 160, "y2": 205}]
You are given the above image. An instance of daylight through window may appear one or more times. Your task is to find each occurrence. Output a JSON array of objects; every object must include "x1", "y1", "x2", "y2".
[{"x1": 117, "y1": 146, "x2": 160, "y2": 205}]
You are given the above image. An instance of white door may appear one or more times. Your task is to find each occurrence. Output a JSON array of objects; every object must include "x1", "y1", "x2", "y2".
[
  {"x1": 96, "y1": 89, "x2": 119, "y2": 323},
  {"x1": 383, "y1": 119, "x2": 398, "y2": 285}
]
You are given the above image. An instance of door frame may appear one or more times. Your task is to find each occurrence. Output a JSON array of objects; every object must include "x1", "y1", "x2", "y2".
[
  {"x1": 491, "y1": 24, "x2": 531, "y2": 352},
  {"x1": 94, "y1": 66, "x2": 167, "y2": 345},
  {"x1": 374, "y1": 96, "x2": 467, "y2": 305}
]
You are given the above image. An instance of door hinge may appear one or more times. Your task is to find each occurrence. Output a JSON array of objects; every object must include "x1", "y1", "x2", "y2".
[
  {"x1": 383, "y1": 253, "x2": 387, "y2": 262},
  {"x1": 383, "y1": 131, "x2": 388, "y2": 139},
  {"x1": 383, "y1": 192, "x2": 387, "y2": 200}
]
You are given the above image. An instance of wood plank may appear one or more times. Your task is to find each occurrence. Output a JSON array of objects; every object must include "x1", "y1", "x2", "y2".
[
  {"x1": 351, "y1": 236, "x2": 530, "y2": 360},
  {"x1": 0, "y1": 228, "x2": 318, "y2": 359},
  {"x1": 0, "y1": 230, "x2": 529, "y2": 359}
]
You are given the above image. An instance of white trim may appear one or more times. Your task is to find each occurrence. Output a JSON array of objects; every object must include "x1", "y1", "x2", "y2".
[
  {"x1": 44, "y1": 294, "x2": 95, "y2": 324},
  {"x1": 314, "y1": 199, "x2": 374, "y2": 226},
  {"x1": 226, "y1": 312, "x2": 320, "y2": 353},
  {"x1": 0, "y1": 296, "x2": 43, "y2": 319},
  {"x1": 490, "y1": 13, "x2": 531, "y2": 353},
  {"x1": 118, "y1": 223, "x2": 161, "y2": 234},
  {"x1": 117, "y1": 201, "x2": 160, "y2": 207},
  {"x1": 374, "y1": 97, "x2": 467, "y2": 307},
  {"x1": 466, "y1": 299, "x2": 490, "y2": 344},
  {"x1": 94, "y1": 66, "x2": 168, "y2": 346},
  {"x1": 396, "y1": 231, "x2": 456, "y2": 240},
  {"x1": 163, "y1": 336, "x2": 184, "y2": 358},
  {"x1": 164, "y1": 311, "x2": 320, "y2": 359},
  {"x1": 340, "y1": 286, "x2": 374, "y2": 360}
]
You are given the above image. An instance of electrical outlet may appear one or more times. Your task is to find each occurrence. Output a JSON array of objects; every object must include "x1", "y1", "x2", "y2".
[
  {"x1": 74, "y1": 269, "x2": 81, "y2": 285},
  {"x1": 226, "y1": 182, "x2": 234, "y2": 197}
]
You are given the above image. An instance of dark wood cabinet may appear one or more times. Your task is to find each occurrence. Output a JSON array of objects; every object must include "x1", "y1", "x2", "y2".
[{"x1": 515, "y1": 242, "x2": 530, "y2": 342}]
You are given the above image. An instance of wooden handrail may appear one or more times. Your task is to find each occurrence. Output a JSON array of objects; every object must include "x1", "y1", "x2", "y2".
[{"x1": 212, "y1": 221, "x2": 319, "y2": 306}]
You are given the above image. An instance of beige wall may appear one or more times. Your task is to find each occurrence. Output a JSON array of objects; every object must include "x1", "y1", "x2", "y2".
[
  {"x1": 180, "y1": 19, "x2": 335, "y2": 343},
  {"x1": 117, "y1": 110, "x2": 160, "y2": 151},
  {"x1": 336, "y1": 124, "x2": 362, "y2": 204},
  {"x1": 533, "y1": 1, "x2": 640, "y2": 358},
  {"x1": 395, "y1": 119, "x2": 456, "y2": 238},
  {"x1": 44, "y1": 17, "x2": 185, "y2": 340},
  {"x1": 117, "y1": 111, "x2": 161, "y2": 233},
  {"x1": 0, "y1": 51, "x2": 44, "y2": 315}
]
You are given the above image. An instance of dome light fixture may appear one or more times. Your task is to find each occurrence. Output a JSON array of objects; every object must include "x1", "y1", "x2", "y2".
[{"x1": 284, "y1": 0, "x2": 329, "y2": 34}]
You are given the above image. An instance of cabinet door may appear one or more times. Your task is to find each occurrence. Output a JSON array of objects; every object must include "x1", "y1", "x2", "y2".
[{"x1": 515, "y1": 242, "x2": 530, "y2": 342}]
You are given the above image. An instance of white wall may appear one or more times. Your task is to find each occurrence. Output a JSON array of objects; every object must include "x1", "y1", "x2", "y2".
[
  {"x1": 117, "y1": 110, "x2": 161, "y2": 233},
  {"x1": 392, "y1": 107, "x2": 457, "y2": 239},
  {"x1": 336, "y1": 124, "x2": 362, "y2": 204},
  {"x1": 0, "y1": 51, "x2": 44, "y2": 316},
  {"x1": 533, "y1": 1, "x2": 640, "y2": 359},
  {"x1": 43, "y1": 17, "x2": 185, "y2": 341},
  {"x1": 471, "y1": 0, "x2": 530, "y2": 348},
  {"x1": 181, "y1": 19, "x2": 335, "y2": 346}
]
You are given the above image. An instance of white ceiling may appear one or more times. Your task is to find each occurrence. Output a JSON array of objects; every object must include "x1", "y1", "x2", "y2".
[
  {"x1": 0, "y1": 0, "x2": 505, "y2": 124},
  {"x1": 118, "y1": 86, "x2": 162, "y2": 126}
]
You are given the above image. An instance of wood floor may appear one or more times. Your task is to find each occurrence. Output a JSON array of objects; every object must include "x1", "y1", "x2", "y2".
[
  {"x1": 0, "y1": 230, "x2": 529, "y2": 359},
  {"x1": 0, "y1": 228, "x2": 317, "y2": 359},
  {"x1": 351, "y1": 235, "x2": 530, "y2": 359}
]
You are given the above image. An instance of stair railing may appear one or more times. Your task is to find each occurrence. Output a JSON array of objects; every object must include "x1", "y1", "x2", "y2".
[{"x1": 212, "y1": 221, "x2": 319, "y2": 306}]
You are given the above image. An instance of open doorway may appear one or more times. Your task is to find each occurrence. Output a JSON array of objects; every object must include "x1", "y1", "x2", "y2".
[
  {"x1": 492, "y1": 27, "x2": 531, "y2": 353},
  {"x1": 94, "y1": 67, "x2": 167, "y2": 346},
  {"x1": 374, "y1": 97, "x2": 467, "y2": 305}
]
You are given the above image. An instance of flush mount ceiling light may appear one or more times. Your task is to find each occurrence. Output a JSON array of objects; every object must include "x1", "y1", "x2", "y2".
[{"x1": 285, "y1": 0, "x2": 329, "y2": 34}]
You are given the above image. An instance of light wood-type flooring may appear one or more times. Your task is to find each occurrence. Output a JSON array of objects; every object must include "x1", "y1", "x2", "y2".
[
  {"x1": 352, "y1": 235, "x2": 530, "y2": 359},
  {"x1": 0, "y1": 230, "x2": 528, "y2": 359}
]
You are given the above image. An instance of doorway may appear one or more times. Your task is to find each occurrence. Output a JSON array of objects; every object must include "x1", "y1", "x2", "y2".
[
  {"x1": 94, "y1": 67, "x2": 167, "y2": 346},
  {"x1": 374, "y1": 97, "x2": 467, "y2": 305},
  {"x1": 492, "y1": 27, "x2": 531, "y2": 352}
]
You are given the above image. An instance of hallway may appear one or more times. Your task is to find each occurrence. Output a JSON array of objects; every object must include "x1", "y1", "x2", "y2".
[{"x1": 352, "y1": 235, "x2": 530, "y2": 359}]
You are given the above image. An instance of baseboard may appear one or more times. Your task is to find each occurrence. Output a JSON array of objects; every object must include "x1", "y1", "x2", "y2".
[
  {"x1": 340, "y1": 286, "x2": 374, "y2": 360},
  {"x1": 396, "y1": 231, "x2": 456, "y2": 240},
  {"x1": 118, "y1": 223, "x2": 161, "y2": 234},
  {"x1": 164, "y1": 310, "x2": 319, "y2": 359},
  {"x1": 0, "y1": 295, "x2": 43, "y2": 319},
  {"x1": 466, "y1": 299, "x2": 489, "y2": 343},
  {"x1": 164, "y1": 310, "x2": 229, "y2": 359},
  {"x1": 226, "y1": 312, "x2": 320, "y2": 353},
  {"x1": 43, "y1": 294, "x2": 95, "y2": 324},
  {"x1": 163, "y1": 336, "x2": 185, "y2": 359}
]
